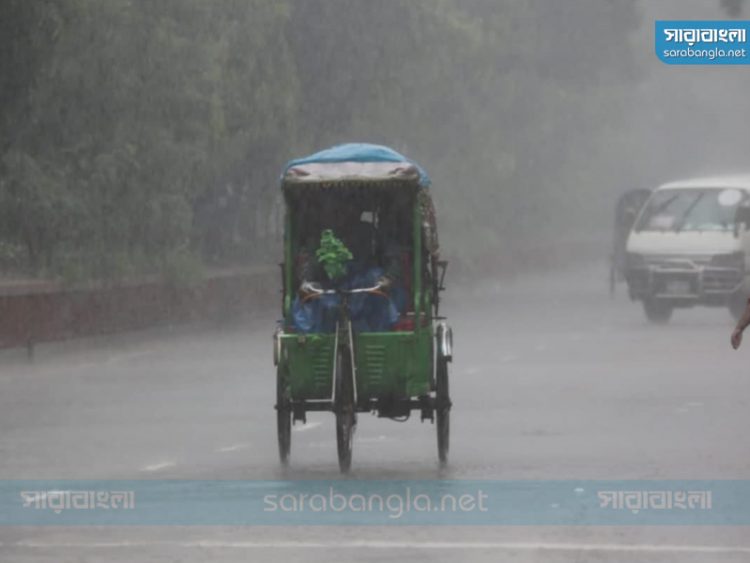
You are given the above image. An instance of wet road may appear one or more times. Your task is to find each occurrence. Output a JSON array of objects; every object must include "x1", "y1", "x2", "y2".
[{"x1": 1, "y1": 265, "x2": 749, "y2": 561}]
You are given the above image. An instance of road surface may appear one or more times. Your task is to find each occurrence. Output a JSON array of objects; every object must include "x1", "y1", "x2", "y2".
[{"x1": 1, "y1": 264, "x2": 749, "y2": 561}]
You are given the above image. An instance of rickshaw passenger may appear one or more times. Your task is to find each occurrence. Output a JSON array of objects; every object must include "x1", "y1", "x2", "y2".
[{"x1": 291, "y1": 205, "x2": 406, "y2": 333}]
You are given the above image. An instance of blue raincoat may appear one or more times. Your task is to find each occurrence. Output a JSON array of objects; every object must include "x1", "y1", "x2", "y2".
[{"x1": 291, "y1": 265, "x2": 406, "y2": 333}]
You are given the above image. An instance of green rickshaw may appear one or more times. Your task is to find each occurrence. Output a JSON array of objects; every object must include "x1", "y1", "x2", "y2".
[{"x1": 273, "y1": 143, "x2": 452, "y2": 472}]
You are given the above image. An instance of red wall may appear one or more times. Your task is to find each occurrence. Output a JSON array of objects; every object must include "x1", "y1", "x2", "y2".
[{"x1": 0, "y1": 268, "x2": 277, "y2": 349}]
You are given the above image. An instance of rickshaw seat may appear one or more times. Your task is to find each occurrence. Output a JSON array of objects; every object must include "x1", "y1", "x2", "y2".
[
  {"x1": 392, "y1": 313, "x2": 429, "y2": 331},
  {"x1": 390, "y1": 250, "x2": 426, "y2": 331}
]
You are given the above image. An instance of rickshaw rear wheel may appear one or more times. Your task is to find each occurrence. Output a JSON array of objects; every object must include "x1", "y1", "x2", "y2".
[
  {"x1": 436, "y1": 355, "x2": 450, "y2": 466},
  {"x1": 335, "y1": 348, "x2": 355, "y2": 473},
  {"x1": 276, "y1": 368, "x2": 291, "y2": 466}
]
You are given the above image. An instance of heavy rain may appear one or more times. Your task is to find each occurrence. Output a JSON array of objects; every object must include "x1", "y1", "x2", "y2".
[{"x1": 1, "y1": 1, "x2": 750, "y2": 561}]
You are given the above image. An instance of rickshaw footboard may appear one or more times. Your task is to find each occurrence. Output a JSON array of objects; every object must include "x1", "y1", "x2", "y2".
[{"x1": 286, "y1": 396, "x2": 446, "y2": 419}]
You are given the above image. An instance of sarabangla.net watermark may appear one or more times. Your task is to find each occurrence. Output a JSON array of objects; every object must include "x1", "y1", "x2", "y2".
[
  {"x1": 597, "y1": 490, "x2": 712, "y2": 514},
  {"x1": 3, "y1": 480, "x2": 744, "y2": 525},
  {"x1": 20, "y1": 490, "x2": 135, "y2": 514},
  {"x1": 655, "y1": 21, "x2": 750, "y2": 64},
  {"x1": 263, "y1": 486, "x2": 489, "y2": 519},
  {"x1": 662, "y1": 47, "x2": 747, "y2": 60}
]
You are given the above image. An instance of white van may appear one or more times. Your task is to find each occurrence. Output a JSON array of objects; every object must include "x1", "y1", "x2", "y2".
[{"x1": 624, "y1": 175, "x2": 750, "y2": 323}]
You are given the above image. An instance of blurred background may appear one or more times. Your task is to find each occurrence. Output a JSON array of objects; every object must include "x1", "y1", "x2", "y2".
[
  {"x1": 3, "y1": 4, "x2": 750, "y2": 560},
  {"x1": 0, "y1": 0, "x2": 748, "y2": 282}
]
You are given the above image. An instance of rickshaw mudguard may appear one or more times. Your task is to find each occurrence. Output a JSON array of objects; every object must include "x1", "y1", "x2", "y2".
[{"x1": 279, "y1": 329, "x2": 433, "y2": 402}]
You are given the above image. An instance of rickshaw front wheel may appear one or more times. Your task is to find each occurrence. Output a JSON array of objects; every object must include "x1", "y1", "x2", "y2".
[
  {"x1": 436, "y1": 355, "x2": 451, "y2": 466},
  {"x1": 335, "y1": 348, "x2": 355, "y2": 473},
  {"x1": 276, "y1": 368, "x2": 291, "y2": 466}
]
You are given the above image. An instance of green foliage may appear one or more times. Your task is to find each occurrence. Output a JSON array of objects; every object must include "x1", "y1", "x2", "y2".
[
  {"x1": 0, "y1": 241, "x2": 24, "y2": 274},
  {"x1": 315, "y1": 230, "x2": 352, "y2": 281},
  {"x1": 0, "y1": 0, "x2": 643, "y2": 280}
]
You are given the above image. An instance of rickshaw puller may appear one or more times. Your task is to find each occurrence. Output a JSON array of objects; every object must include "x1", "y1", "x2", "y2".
[{"x1": 292, "y1": 208, "x2": 406, "y2": 333}]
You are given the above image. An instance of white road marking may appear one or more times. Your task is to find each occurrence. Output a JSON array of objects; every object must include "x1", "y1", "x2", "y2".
[
  {"x1": 217, "y1": 443, "x2": 249, "y2": 453},
  {"x1": 5, "y1": 540, "x2": 750, "y2": 554},
  {"x1": 140, "y1": 461, "x2": 176, "y2": 472},
  {"x1": 294, "y1": 422, "x2": 322, "y2": 432}
]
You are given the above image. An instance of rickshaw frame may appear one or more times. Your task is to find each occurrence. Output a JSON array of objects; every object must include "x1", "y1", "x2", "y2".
[{"x1": 273, "y1": 145, "x2": 452, "y2": 472}]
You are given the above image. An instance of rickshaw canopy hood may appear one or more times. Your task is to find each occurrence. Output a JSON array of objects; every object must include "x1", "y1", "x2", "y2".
[{"x1": 282, "y1": 143, "x2": 431, "y2": 188}]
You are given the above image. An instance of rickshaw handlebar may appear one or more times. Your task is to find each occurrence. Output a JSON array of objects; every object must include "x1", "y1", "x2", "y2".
[{"x1": 307, "y1": 284, "x2": 384, "y2": 296}]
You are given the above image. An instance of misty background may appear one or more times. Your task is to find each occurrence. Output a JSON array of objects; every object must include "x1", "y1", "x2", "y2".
[{"x1": 1, "y1": 0, "x2": 748, "y2": 283}]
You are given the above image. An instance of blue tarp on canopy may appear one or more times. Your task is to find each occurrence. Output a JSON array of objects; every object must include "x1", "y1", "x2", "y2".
[{"x1": 282, "y1": 143, "x2": 430, "y2": 188}]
